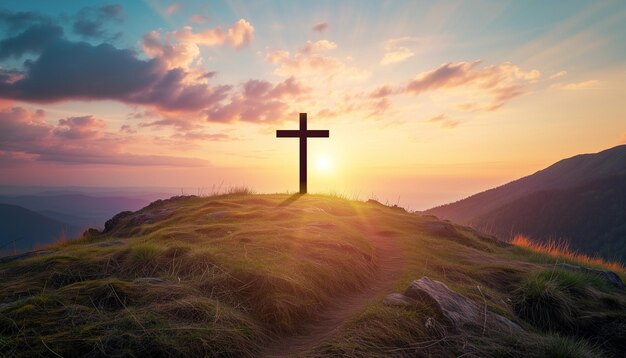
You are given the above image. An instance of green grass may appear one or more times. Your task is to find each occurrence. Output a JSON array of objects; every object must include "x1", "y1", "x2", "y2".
[{"x1": 1, "y1": 193, "x2": 624, "y2": 357}]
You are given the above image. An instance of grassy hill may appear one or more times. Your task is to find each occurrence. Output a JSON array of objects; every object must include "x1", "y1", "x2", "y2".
[{"x1": 1, "y1": 194, "x2": 624, "y2": 357}]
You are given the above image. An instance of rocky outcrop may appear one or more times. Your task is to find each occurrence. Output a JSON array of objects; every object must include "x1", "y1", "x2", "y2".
[
  {"x1": 551, "y1": 263, "x2": 625, "y2": 290},
  {"x1": 384, "y1": 276, "x2": 523, "y2": 333},
  {"x1": 103, "y1": 211, "x2": 134, "y2": 233}
]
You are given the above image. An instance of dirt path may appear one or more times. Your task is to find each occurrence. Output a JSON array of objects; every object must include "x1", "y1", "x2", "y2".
[{"x1": 260, "y1": 231, "x2": 405, "y2": 357}]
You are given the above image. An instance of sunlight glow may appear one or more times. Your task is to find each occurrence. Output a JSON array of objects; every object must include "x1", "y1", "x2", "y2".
[{"x1": 316, "y1": 156, "x2": 332, "y2": 172}]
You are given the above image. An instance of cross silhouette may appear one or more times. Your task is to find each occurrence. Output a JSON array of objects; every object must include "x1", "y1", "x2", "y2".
[{"x1": 276, "y1": 113, "x2": 329, "y2": 194}]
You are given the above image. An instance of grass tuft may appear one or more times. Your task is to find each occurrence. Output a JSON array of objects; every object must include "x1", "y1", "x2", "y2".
[{"x1": 512, "y1": 235, "x2": 624, "y2": 272}]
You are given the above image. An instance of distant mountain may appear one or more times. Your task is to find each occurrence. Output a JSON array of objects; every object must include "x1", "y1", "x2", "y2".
[
  {"x1": 0, "y1": 194, "x2": 152, "y2": 229},
  {"x1": 424, "y1": 145, "x2": 626, "y2": 262},
  {"x1": 0, "y1": 204, "x2": 80, "y2": 254}
]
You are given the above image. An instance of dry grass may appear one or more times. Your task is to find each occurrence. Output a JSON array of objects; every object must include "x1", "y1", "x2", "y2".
[{"x1": 512, "y1": 235, "x2": 625, "y2": 272}]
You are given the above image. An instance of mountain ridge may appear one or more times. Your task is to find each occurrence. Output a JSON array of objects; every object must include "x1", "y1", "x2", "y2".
[
  {"x1": 424, "y1": 145, "x2": 626, "y2": 262},
  {"x1": 425, "y1": 145, "x2": 626, "y2": 223}
]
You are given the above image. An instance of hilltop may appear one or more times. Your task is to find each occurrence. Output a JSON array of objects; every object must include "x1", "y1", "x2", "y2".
[
  {"x1": 1, "y1": 194, "x2": 625, "y2": 357},
  {"x1": 425, "y1": 145, "x2": 626, "y2": 262}
]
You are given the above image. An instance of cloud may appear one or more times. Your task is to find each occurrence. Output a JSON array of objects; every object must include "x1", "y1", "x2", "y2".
[
  {"x1": 380, "y1": 48, "x2": 414, "y2": 65},
  {"x1": 0, "y1": 9, "x2": 47, "y2": 31},
  {"x1": 427, "y1": 113, "x2": 458, "y2": 128},
  {"x1": 189, "y1": 14, "x2": 209, "y2": 24},
  {"x1": 142, "y1": 30, "x2": 201, "y2": 70},
  {"x1": 369, "y1": 85, "x2": 394, "y2": 98},
  {"x1": 226, "y1": 19, "x2": 254, "y2": 48},
  {"x1": 171, "y1": 131, "x2": 230, "y2": 141},
  {"x1": 312, "y1": 22, "x2": 328, "y2": 33},
  {"x1": 0, "y1": 10, "x2": 306, "y2": 127},
  {"x1": 380, "y1": 37, "x2": 416, "y2": 65},
  {"x1": 207, "y1": 76, "x2": 309, "y2": 123},
  {"x1": 170, "y1": 19, "x2": 254, "y2": 49},
  {"x1": 54, "y1": 115, "x2": 106, "y2": 139},
  {"x1": 120, "y1": 124, "x2": 136, "y2": 134},
  {"x1": 552, "y1": 80, "x2": 599, "y2": 90},
  {"x1": 72, "y1": 4, "x2": 125, "y2": 39},
  {"x1": 405, "y1": 61, "x2": 540, "y2": 110},
  {"x1": 266, "y1": 40, "x2": 368, "y2": 81},
  {"x1": 549, "y1": 70, "x2": 567, "y2": 80},
  {"x1": 166, "y1": 3, "x2": 181, "y2": 15},
  {"x1": 368, "y1": 98, "x2": 390, "y2": 117},
  {"x1": 0, "y1": 106, "x2": 209, "y2": 166},
  {"x1": 0, "y1": 23, "x2": 64, "y2": 60},
  {"x1": 0, "y1": 40, "x2": 160, "y2": 102},
  {"x1": 0, "y1": 37, "x2": 237, "y2": 117},
  {"x1": 0, "y1": 106, "x2": 48, "y2": 146}
]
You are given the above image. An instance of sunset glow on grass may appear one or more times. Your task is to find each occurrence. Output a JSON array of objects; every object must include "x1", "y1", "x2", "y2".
[{"x1": 512, "y1": 235, "x2": 625, "y2": 273}]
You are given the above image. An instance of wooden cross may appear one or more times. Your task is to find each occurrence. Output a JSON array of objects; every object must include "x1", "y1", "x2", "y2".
[{"x1": 276, "y1": 113, "x2": 329, "y2": 194}]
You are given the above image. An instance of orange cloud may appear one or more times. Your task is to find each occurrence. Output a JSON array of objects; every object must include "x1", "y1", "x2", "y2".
[
  {"x1": 226, "y1": 19, "x2": 254, "y2": 48},
  {"x1": 380, "y1": 48, "x2": 414, "y2": 65},
  {"x1": 552, "y1": 80, "x2": 599, "y2": 90},
  {"x1": 380, "y1": 37, "x2": 416, "y2": 65},
  {"x1": 266, "y1": 40, "x2": 368, "y2": 81},
  {"x1": 427, "y1": 113, "x2": 458, "y2": 129},
  {"x1": 155, "y1": 18, "x2": 254, "y2": 51},
  {"x1": 549, "y1": 70, "x2": 567, "y2": 79}
]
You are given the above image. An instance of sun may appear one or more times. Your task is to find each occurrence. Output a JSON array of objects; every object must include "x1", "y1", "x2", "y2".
[{"x1": 315, "y1": 155, "x2": 332, "y2": 172}]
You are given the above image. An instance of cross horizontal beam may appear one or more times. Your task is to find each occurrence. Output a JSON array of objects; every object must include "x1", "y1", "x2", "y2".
[{"x1": 276, "y1": 129, "x2": 329, "y2": 138}]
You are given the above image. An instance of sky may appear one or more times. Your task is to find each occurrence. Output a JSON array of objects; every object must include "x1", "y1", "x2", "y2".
[{"x1": 0, "y1": 0, "x2": 625, "y2": 210}]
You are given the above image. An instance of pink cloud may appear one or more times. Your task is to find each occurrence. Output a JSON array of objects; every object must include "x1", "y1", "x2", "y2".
[
  {"x1": 54, "y1": 115, "x2": 106, "y2": 139},
  {"x1": 142, "y1": 30, "x2": 200, "y2": 70},
  {"x1": 266, "y1": 40, "x2": 368, "y2": 80},
  {"x1": 0, "y1": 106, "x2": 209, "y2": 166},
  {"x1": 165, "y1": 3, "x2": 181, "y2": 16},
  {"x1": 312, "y1": 22, "x2": 328, "y2": 33},
  {"x1": 369, "y1": 85, "x2": 394, "y2": 98},
  {"x1": 226, "y1": 19, "x2": 254, "y2": 48},
  {"x1": 405, "y1": 61, "x2": 540, "y2": 110},
  {"x1": 207, "y1": 76, "x2": 309, "y2": 123},
  {"x1": 189, "y1": 14, "x2": 209, "y2": 24}
]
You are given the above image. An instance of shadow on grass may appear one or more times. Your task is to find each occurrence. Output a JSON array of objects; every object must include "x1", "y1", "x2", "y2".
[{"x1": 278, "y1": 193, "x2": 304, "y2": 207}]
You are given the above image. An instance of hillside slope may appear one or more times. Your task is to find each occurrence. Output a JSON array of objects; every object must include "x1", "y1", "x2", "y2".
[
  {"x1": 425, "y1": 145, "x2": 626, "y2": 224},
  {"x1": 1, "y1": 194, "x2": 624, "y2": 357},
  {"x1": 0, "y1": 204, "x2": 80, "y2": 253},
  {"x1": 472, "y1": 175, "x2": 626, "y2": 262}
]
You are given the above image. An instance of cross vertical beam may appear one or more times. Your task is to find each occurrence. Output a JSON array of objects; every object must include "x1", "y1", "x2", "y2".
[
  {"x1": 299, "y1": 113, "x2": 307, "y2": 194},
  {"x1": 276, "y1": 113, "x2": 329, "y2": 194}
]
